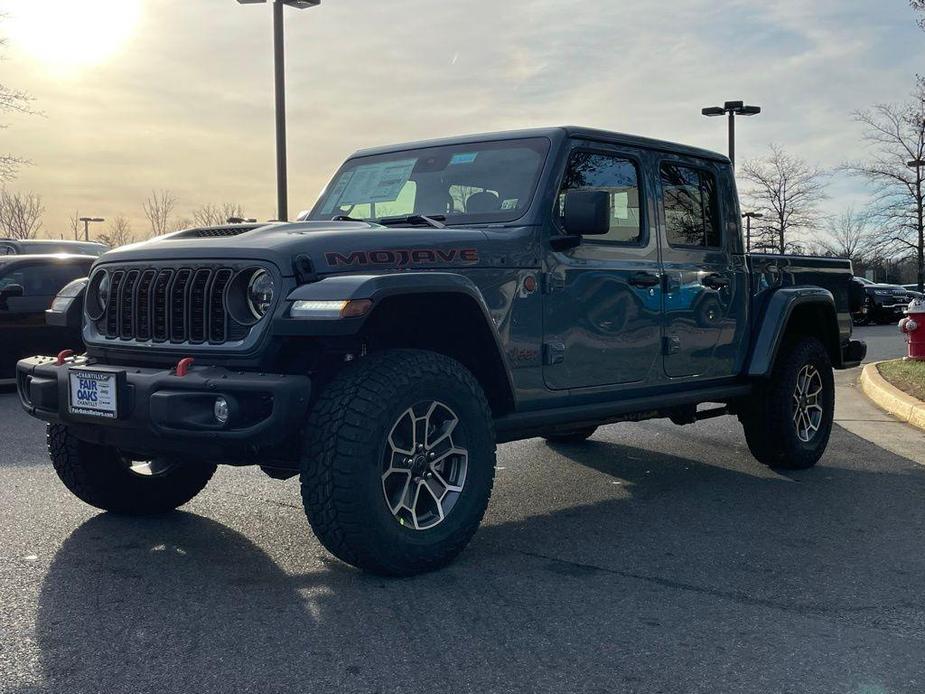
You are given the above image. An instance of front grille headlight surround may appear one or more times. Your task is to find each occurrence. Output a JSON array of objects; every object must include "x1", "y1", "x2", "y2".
[
  {"x1": 85, "y1": 269, "x2": 109, "y2": 320},
  {"x1": 226, "y1": 266, "x2": 277, "y2": 326}
]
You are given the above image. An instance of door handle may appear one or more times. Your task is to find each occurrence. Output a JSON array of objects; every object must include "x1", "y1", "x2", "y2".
[
  {"x1": 628, "y1": 272, "x2": 660, "y2": 288},
  {"x1": 702, "y1": 273, "x2": 730, "y2": 290}
]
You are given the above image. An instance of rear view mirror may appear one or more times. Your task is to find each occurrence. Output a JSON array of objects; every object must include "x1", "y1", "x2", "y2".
[{"x1": 563, "y1": 190, "x2": 611, "y2": 236}]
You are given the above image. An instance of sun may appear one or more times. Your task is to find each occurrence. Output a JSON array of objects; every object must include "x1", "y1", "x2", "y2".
[{"x1": 8, "y1": 0, "x2": 142, "y2": 73}]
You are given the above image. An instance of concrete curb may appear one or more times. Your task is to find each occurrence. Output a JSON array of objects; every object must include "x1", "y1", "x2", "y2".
[{"x1": 859, "y1": 361, "x2": 925, "y2": 431}]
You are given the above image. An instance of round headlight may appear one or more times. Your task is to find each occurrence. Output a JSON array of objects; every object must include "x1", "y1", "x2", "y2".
[
  {"x1": 86, "y1": 270, "x2": 110, "y2": 321},
  {"x1": 247, "y1": 269, "x2": 275, "y2": 319}
]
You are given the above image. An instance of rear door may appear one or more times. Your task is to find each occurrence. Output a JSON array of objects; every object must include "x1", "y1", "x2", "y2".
[
  {"x1": 543, "y1": 143, "x2": 662, "y2": 390},
  {"x1": 656, "y1": 159, "x2": 748, "y2": 379}
]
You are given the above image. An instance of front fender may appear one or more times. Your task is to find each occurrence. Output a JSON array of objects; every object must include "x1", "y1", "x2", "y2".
[
  {"x1": 747, "y1": 286, "x2": 839, "y2": 377},
  {"x1": 273, "y1": 272, "x2": 496, "y2": 336}
]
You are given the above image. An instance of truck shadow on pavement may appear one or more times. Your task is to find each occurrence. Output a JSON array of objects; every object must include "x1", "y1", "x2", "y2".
[{"x1": 22, "y1": 426, "x2": 925, "y2": 694}]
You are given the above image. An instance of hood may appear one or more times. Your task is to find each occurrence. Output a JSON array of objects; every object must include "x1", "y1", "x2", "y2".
[{"x1": 97, "y1": 221, "x2": 509, "y2": 276}]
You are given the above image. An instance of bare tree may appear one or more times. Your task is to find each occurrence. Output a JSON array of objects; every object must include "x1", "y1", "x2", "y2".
[
  {"x1": 96, "y1": 215, "x2": 134, "y2": 248},
  {"x1": 843, "y1": 85, "x2": 925, "y2": 290},
  {"x1": 67, "y1": 209, "x2": 82, "y2": 240},
  {"x1": 191, "y1": 202, "x2": 246, "y2": 227},
  {"x1": 740, "y1": 144, "x2": 829, "y2": 255},
  {"x1": 813, "y1": 207, "x2": 874, "y2": 262},
  {"x1": 0, "y1": 24, "x2": 38, "y2": 181},
  {"x1": 142, "y1": 189, "x2": 177, "y2": 237},
  {"x1": 173, "y1": 216, "x2": 193, "y2": 232},
  {"x1": 913, "y1": 0, "x2": 925, "y2": 30},
  {"x1": 0, "y1": 190, "x2": 44, "y2": 239}
]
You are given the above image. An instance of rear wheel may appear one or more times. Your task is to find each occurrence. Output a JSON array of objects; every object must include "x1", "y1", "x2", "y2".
[
  {"x1": 739, "y1": 337, "x2": 834, "y2": 470},
  {"x1": 543, "y1": 426, "x2": 598, "y2": 444},
  {"x1": 300, "y1": 350, "x2": 496, "y2": 576},
  {"x1": 48, "y1": 424, "x2": 216, "y2": 513}
]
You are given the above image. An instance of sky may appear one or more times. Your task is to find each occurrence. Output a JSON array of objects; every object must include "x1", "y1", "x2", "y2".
[{"x1": 0, "y1": 0, "x2": 923, "y2": 241}]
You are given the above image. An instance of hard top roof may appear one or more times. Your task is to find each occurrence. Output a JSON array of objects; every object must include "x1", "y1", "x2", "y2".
[{"x1": 350, "y1": 126, "x2": 729, "y2": 163}]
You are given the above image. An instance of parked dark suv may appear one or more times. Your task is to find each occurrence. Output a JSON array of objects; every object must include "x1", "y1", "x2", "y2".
[
  {"x1": 0, "y1": 238, "x2": 108, "y2": 257},
  {"x1": 852, "y1": 276, "x2": 915, "y2": 325},
  {"x1": 1, "y1": 255, "x2": 94, "y2": 380}
]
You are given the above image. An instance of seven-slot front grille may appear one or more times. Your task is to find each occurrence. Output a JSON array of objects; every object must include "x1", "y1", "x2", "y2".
[{"x1": 97, "y1": 265, "x2": 245, "y2": 345}]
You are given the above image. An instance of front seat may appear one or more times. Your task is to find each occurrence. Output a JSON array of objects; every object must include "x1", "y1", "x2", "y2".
[{"x1": 465, "y1": 191, "x2": 501, "y2": 214}]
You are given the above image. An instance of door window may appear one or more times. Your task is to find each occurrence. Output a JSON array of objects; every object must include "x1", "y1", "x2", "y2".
[
  {"x1": 660, "y1": 163, "x2": 721, "y2": 248},
  {"x1": 557, "y1": 151, "x2": 643, "y2": 244}
]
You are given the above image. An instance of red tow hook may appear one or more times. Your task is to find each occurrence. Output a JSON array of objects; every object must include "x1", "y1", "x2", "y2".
[
  {"x1": 55, "y1": 349, "x2": 74, "y2": 366},
  {"x1": 175, "y1": 357, "x2": 195, "y2": 377}
]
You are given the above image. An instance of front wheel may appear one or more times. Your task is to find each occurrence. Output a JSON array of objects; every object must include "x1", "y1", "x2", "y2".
[
  {"x1": 300, "y1": 350, "x2": 496, "y2": 576},
  {"x1": 48, "y1": 424, "x2": 216, "y2": 513},
  {"x1": 739, "y1": 337, "x2": 834, "y2": 470}
]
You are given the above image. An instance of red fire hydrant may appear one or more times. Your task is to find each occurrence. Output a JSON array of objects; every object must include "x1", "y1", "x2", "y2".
[{"x1": 899, "y1": 298, "x2": 925, "y2": 360}]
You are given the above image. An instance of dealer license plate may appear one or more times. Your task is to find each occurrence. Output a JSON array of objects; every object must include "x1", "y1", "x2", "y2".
[{"x1": 68, "y1": 369, "x2": 118, "y2": 418}]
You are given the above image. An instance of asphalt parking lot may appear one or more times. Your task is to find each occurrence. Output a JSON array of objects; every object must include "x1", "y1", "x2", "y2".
[{"x1": 2, "y1": 325, "x2": 924, "y2": 694}]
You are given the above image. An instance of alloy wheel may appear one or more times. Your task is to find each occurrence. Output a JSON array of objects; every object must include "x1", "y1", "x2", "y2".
[
  {"x1": 792, "y1": 364, "x2": 824, "y2": 443},
  {"x1": 381, "y1": 401, "x2": 468, "y2": 530}
]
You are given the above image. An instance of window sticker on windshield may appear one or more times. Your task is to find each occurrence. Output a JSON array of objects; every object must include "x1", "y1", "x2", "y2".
[
  {"x1": 450, "y1": 152, "x2": 478, "y2": 165},
  {"x1": 320, "y1": 170, "x2": 355, "y2": 215},
  {"x1": 339, "y1": 159, "x2": 416, "y2": 205},
  {"x1": 501, "y1": 198, "x2": 519, "y2": 210}
]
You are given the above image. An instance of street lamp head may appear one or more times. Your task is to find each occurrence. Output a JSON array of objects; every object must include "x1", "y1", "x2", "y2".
[
  {"x1": 236, "y1": 0, "x2": 320, "y2": 6},
  {"x1": 79, "y1": 217, "x2": 105, "y2": 223},
  {"x1": 701, "y1": 106, "x2": 725, "y2": 117},
  {"x1": 738, "y1": 105, "x2": 761, "y2": 116},
  {"x1": 723, "y1": 100, "x2": 744, "y2": 111},
  {"x1": 908, "y1": 159, "x2": 925, "y2": 169},
  {"x1": 742, "y1": 212, "x2": 764, "y2": 219}
]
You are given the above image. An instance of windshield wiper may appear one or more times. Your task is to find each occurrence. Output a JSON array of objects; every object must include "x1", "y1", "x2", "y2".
[{"x1": 376, "y1": 214, "x2": 446, "y2": 229}]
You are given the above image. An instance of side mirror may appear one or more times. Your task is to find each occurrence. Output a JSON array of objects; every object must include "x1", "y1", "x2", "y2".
[
  {"x1": 0, "y1": 283, "x2": 23, "y2": 310},
  {"x1": 563, "y1": 190, "x2": 611, "y2": 236}
]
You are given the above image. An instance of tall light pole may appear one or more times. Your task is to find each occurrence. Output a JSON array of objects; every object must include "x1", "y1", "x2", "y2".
[
  {"x1": 79, "y1": 216, "x2": 104, "y2": 242},
  {"x1": 909, "y1": 158, "x2": 925, "y2": 292},
  {"x1": 237, "y1": 0, "x2": 321, "y2": 222},
  {"x1": 742, "y1": 211, "x2": 763, "y2": 253},
  {"x1": 702, "y1": 100, "x2": 761, "y2": 167}
]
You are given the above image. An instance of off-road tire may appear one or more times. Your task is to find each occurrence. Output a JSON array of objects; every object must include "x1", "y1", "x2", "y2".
[
  {"x1": 48, "y1": 424, "x2": 216, "y2": 514},
  {"x1": 300, "y1": 349, "x2": 496, "y2": 576},
  {"x1": 543, "y1": 426, "x2": 598, "y2": 444},
  {"x1": 739, "y1": 337, "x2": 834, "y2": 470}
]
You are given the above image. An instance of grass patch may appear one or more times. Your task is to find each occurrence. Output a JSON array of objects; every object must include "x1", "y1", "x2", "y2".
[{"x1": 877, "y1": 359, "x2": 925, "y2": 402}]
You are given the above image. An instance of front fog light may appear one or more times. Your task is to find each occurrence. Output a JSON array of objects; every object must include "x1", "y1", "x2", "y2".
[{"x1": 214, "y1": 396, "x2": 229, "y2": 425}]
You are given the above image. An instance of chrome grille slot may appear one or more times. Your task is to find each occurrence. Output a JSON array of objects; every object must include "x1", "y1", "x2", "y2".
[
  {"x1": 119, "y1": 270, "x2": 140, "y2": 339},
  {"x1": 169, "y1": 269, "x2": 192, "y2": 342},
  {"x1": 135, "y1": 269, "x2": 157, "y2": 341},
  {"x1": 209, "y1": 269, "x2": 233, "y2": 342},
  {"x1": 152, "y1": 269, "x2": 173, "y2": 341},
  {"x1": 93, "y1": 263, "x2": 258, "y2": 347},
  {"x1": 105, "y1": 270, "x2": 125, "y2": 337},
  {"x1": 188, "y1": 268, "x2": 212, "y2": 343}
]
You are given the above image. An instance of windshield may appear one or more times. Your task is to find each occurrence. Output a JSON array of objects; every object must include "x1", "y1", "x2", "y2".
[{"x1": 309, "y1": 137, "x2": 550, "y2": 225}]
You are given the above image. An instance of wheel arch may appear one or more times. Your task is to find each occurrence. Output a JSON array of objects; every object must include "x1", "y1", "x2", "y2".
[
  {"x1": 282, "y1": 273, "x2": 516, "y2": 416},
  {"x1": 747, "y1": 287, "x2": 843, "y2": 377}
]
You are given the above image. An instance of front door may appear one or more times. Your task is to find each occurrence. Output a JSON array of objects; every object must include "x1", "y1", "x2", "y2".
[
  {"x1": 656, "y1": 160, "x2": 747, "y2": 379},
  {"x1": 543, "y1": 145, "x2": 662, "y2": 390}
]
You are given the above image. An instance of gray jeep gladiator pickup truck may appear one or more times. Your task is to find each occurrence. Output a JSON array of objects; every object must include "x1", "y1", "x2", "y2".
[{"x1": 16, "y1": 127, "x2": 866, "y2": 575}]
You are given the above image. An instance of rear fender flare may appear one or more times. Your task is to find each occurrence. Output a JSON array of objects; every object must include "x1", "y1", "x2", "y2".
[{"x1": 747, "y1": 287, "x2": 840, "y2": 377}]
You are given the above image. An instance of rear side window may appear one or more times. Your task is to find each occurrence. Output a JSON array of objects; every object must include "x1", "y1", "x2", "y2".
[
  {"x1": 557, "y1": 151, "x2": 643, "y2": 244},
  {"x1": 660, "y1": 163, "x2": 721, "y2": 248}
]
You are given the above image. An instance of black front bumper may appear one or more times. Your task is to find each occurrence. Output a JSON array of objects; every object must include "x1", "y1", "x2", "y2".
[{"x1": 16, "y1": 355, "x2": 311, "y2": 460}]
